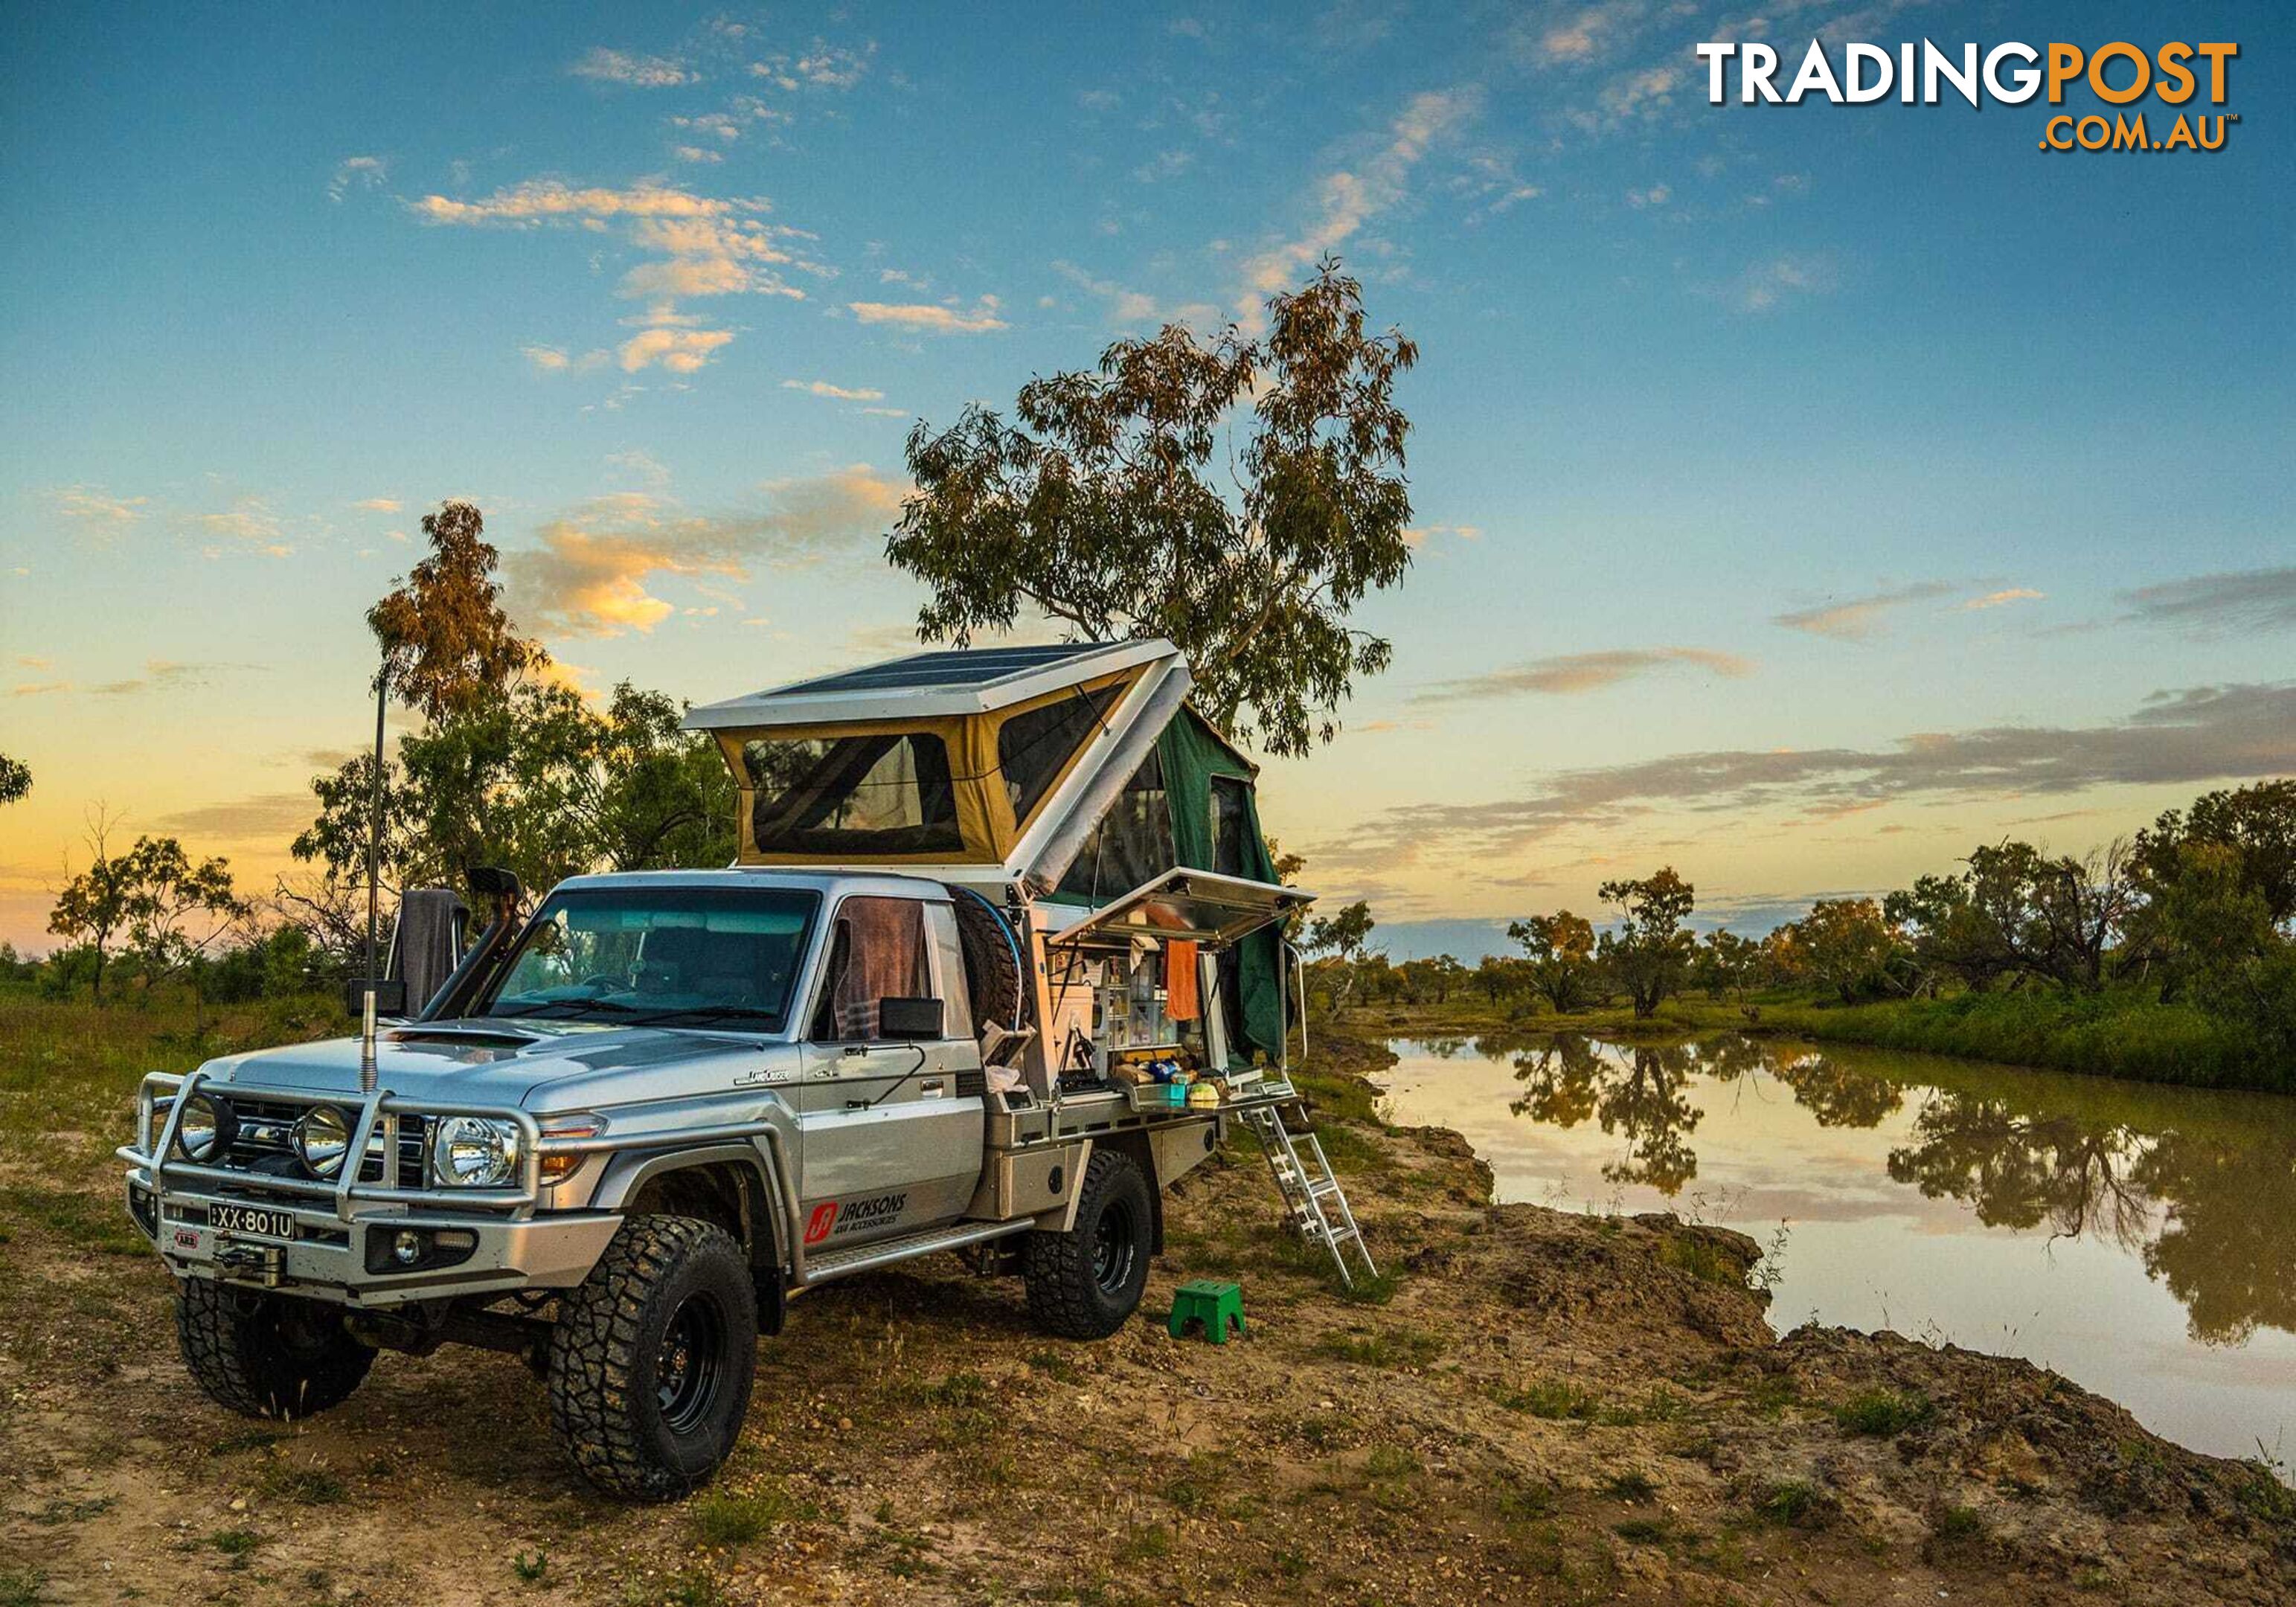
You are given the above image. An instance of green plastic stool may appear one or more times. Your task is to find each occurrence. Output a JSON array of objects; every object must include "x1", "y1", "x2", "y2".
[{"x1": 1168, "y1": 1280, "x2": 1246, "y2": 1344}]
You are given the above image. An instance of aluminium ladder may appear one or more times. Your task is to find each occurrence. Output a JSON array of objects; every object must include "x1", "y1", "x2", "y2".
[{"x1": 1240, "y1": 1101, "x2": 1376, "y2": 1289}]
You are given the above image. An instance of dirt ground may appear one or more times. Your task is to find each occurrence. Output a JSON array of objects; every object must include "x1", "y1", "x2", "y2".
[{"x1": 4, "y1": 1016, "x2": 2293, "y2": 1606}]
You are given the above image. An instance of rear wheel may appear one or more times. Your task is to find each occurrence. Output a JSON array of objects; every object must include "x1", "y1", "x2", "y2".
[
  {"x1": 547, "y1": 1214, "x2": 757, "y2": 1499},
  {"x1": 1024, "y1": 1150, "x2": 1152, "y2": 1339},
  {"x1": 176, "y1": 1279, "x2": 375, "y2": 1420}
]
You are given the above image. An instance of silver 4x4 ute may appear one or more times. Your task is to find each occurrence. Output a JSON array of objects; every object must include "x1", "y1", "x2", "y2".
[{"x1": 120, "y1": 635, "x2": 1356, "y2": 1498}]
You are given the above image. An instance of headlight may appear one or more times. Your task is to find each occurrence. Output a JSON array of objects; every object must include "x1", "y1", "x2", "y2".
[
  {"x1": 432, "y1": 1116, "x2": 521, "y2": 1187},
  {"x1": 294, "y1": 1105, "x2": 353, "y2": 1178},
  {"x1": 176, "y1": 1093, "x2": 236, "y2": 1163}
]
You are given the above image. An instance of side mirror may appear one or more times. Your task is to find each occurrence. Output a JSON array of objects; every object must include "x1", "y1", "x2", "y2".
[
  {"x1": 344, "y1": 978, "x2": 409, "y2": 1019},
  {"x1": 877, "y1": 996, "x2": 944, "y2": 1040}
]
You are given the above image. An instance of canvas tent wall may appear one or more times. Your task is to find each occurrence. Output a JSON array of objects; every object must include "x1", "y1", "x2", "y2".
[{"x1": 680, "y1": 640, "x2": 1299, "y2": 1062}]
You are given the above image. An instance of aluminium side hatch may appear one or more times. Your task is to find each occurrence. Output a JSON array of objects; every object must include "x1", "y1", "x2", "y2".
[{"x1": 1044, "y1": 867, "x2": 1314, "y2": 953}]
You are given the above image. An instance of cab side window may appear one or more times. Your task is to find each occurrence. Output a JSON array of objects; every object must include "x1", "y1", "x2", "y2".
[{"x1": 809, "y1": 896, "x2": 930, "y2": 1042}]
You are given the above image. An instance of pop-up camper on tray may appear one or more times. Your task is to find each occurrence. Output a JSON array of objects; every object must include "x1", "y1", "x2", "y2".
[{"x1": 681, "y1": 639, "x2": 1301, "y2": 1103}]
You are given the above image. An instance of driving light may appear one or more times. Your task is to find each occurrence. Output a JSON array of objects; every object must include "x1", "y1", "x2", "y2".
[
  {"x1": 293, "y1": 1105, "x2": 353, "y2": 1178},
  {"x1": 392, "y1": 1230, "x2": 424, "y2": 1266},
  {"x1": 432, "y1": 1115, "x2": 521, "y2": 1187},
  {"x1": 176, "y1": 1093, "x2": 237, "y2": 1163}
]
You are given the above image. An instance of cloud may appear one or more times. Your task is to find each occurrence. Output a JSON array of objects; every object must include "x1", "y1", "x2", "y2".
[
  {"x1": 328, "y1": 155, "x2": 388, "y2": 202},
  {"x1": 1134, "y1": 149, "x2": 1194, "y2": 184},
  {"x1": 52, "y1": 484, "x2": 147, "y2": 527},
  {"x1": 1315, "y1": 681, "x2": 2296, "y2": 872},
  {"x1": 352, "y1": 498, "x2": 402, "y2": 513},
  {"x1": 88, "y1": 659, "x2": 250, "y2": 697},
  {"x1": 2120, "y1": 567, "x2": 2296, "y2": 635},
  {"x1": 1626, "y1": 182, "x2": 1670, "y2": 208},
  {"x1": 156, "y1": 791, "x2": 319, "y2": 843},
  {"x1": 673, "y1": 145, "x2": 725, "y2": 164},
  {"x1": 748, "y1": 42, "x2": 875, "y2": 90},
  {"x1": 1414, "y1": 648, "x2": 1756, "y2": 703},
  {"x1": 782, "y1": 379, "x2": 885, "y2": 401},
  {"x1": 1400, "y1": 522, "x2": 1482, "y2": 548},
  {"x1": 1240, "y1": 86, "x2": 1481, "y2": 304},
  {"x1": 192, "y1": 496, "x2": 296, "y2": 558},
  {"x1": 9, "y1": 679, "x2": 71, "y2": 698},
  {"x1": 1728, "y1": 253, "x2": 1836, "y2": 312},
  {"x1": 847, "y1": 297, "x2": 1007, "y2": 334},
  {"x1": 522, "y1": 344, "x2": 611, "y2": 373},
  {"x1": 502, "y1": 467, "x2": 906, "y2": 638},
  {"x1": 1050, "y1": 261, "x2": 1164, "y2": 325},
  {"x1": 1772, "y1": 581, "x2": 1955, "y2": 641},
  {"x1": 571, "y1": 47, "x2": 696, "y2": 88},
  {"x1": 618, "y1": 327, "x2": 737, "y2": 373},
  {"x1": 1963, "y1": 587, "x2": 2044, "y2": 611},
  {"x1": 411, "y1": 181, "x2": 827, "y2": 368}
]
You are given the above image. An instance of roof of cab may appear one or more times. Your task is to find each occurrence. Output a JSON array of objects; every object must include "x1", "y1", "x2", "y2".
[
  {"x1": 551, "y1": 867, "x2": 956, "y2": 903},
  {"x1": 680, "y1": 638, "x2": 1178, "y2": 730}
]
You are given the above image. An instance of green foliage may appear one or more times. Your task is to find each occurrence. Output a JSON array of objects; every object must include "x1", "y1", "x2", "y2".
[
  {"x1": 1750, "y1": 1478, "x2": 1827, "y2": 1527},
  {"x1": 1786, "y1": 898, "x2": 1901, "y2": 1004},
  {"x1": 295, "y1": 679, "x2": 735, "y2": 902},
  {"x1": 1771, "y1": 987, "x2": 2280, "y2": 1091},
  {"x1": 689, "y1": 1483, "x2": 804, "y2": 1546},
  {"x1": 888, "y1": 258, "x2": 1417, "y2": 758},
  {"x1": 1832, "y1": 1389, "x2": 1932, "y2": 1437},
  {"x1": 1312, "y1": 1327, "x2": 1440, "y2": 1368},
  {"x1": 1491, "y1": 1376, "x2": 1602, "y2": 1420},
  {"x1": 1595, "y1": 868, "x2": 1696, "y2": 1019},
  {"x1": 0, "y1": 751, "x2": 28, "y2": 806},
  {"x1": 1509, "y1": 911, "x2": 1600, "y2": 1013},
  {"x1": 48, "y1": 823, "x2": 246, "y2": 1004},
  {"x1": 367, "y1": 500, "x2": 546, "y2": 722},
  {"x1": 513, "y1": 1550, "x2": 548, "y2": 1582}
]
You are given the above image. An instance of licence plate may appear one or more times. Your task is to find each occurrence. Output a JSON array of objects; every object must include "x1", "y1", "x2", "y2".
[{"x1": 210, "y1": 1204, "x2": 298, "y2": 1240}]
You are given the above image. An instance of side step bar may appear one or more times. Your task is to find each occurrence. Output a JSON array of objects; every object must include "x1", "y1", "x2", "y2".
[{"x1": 795, "y1": 1218, "x2": 1034, "y2": 1289}]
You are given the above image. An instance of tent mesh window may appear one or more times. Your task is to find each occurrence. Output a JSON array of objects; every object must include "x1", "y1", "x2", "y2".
[
  {"x1": 997, "y1": 685, "x2": 1120, "y2": 825},
  {"x1": 745, "y1": 733, "x2": 963, "y2": 856},
  {"x1": 1055, "y1": 750, "x2": 1176, "y2": 905}
]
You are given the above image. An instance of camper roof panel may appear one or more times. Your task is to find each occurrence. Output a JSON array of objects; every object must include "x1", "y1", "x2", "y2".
[{"x1": 683, "y1": 638, "x2": 1179, "y2": 728}]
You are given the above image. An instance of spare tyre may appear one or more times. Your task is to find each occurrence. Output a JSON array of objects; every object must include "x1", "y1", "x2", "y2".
[{"x1": 948, "y1": 885, "x2": 1025, "y2": 1033}]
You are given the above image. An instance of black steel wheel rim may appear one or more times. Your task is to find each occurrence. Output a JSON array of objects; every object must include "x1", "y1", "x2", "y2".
[
  {"x1": 1091, "y1": 1199, "x2": 1138, "y2": 1295},
  {"x1": 655, "y1": 1292, "x2": 727, "y2": 1433}
]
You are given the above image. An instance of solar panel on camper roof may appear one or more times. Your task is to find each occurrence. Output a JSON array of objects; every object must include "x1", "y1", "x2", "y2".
[{"x1": 777, "y1": 643, "x2": 1108, "y2": 697}]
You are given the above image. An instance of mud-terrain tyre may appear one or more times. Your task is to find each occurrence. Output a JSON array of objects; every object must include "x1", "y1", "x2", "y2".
[
  {"x1": 1024, "y1": 1149, "x2": 1152, "y2": 1339},
  {"x1": 949, "y1": 885, "x2": 1024, "y2": 1032},
  {"x1": 176, "y1": 1278, "x2": 375, "y2": 1420},
  {"x1": 547, "y1": 1214, "x2": 757, "y2": 1500}
]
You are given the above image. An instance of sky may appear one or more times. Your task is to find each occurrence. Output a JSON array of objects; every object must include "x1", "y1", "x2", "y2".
[{"x1": 2, "y1": 2, "x2": 2291, "y2": 958}]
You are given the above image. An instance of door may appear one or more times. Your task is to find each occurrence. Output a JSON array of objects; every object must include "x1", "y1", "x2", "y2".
[{"x1": 790, "y1": 895, "x2": 984, "y2": 1251}]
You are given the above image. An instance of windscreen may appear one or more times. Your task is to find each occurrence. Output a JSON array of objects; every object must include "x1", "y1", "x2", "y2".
[
  {"x1": 743, "y1": 732, "x2": 963, "y2": 856},
  {"x1": 483, "y1": 887, "x2": 818, "y2": 1030}
]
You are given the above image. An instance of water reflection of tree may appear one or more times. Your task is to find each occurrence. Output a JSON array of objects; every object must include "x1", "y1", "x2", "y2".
[
  {"x1": 1771, "y1": 1051, "x2": 1906, "y2": 1128},
  {"x1": 2133, "y1": 1132, "x2": 2296, "y2": 1344},
  {"x1": 1511, "y1": 1036, "x2": 1701, "y2": 1194},
  {"x1": 1488, "y1": 1030, "x2": 2296, "y2": 1346},
  {"x1": 1885, "y1": 1100, "x2": 2153, "y2": 1250}
]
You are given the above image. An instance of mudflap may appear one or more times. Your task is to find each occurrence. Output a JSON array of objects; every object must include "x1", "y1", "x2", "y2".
[{"x1": 757, "y1": 1267, "x2": 788, "y2": 1337}]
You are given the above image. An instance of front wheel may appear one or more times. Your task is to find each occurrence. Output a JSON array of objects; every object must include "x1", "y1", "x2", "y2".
[
  {"x1": 547, "y1": 1214, "x2": 757, "y2": 1499},
  {"x1": 176, "y1": 1279, "x2": 375, "y2": 1420},
  {"x1": 1024, "y1": 1150, "x2": 1153, "y2": 1339}
]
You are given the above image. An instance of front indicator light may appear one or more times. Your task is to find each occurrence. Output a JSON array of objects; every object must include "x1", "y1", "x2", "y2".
[{"x1": 537, "y1": 1113, "x2": 605, "y2": 1184}]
